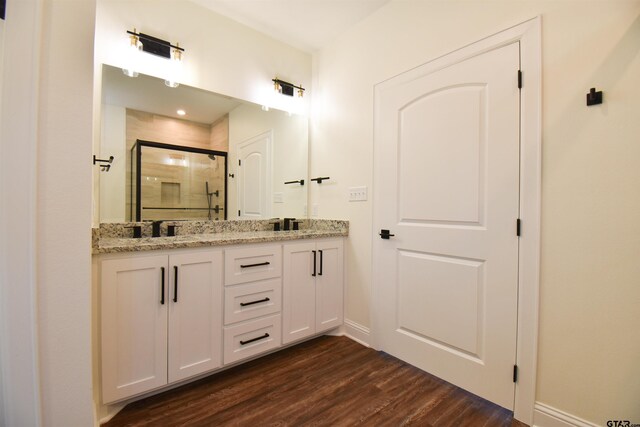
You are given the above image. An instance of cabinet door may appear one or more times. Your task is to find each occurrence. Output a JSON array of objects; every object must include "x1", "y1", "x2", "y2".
[
  {"x1": 282, "y1": 241, "x2": 317, "y2": 344},
  {"x1": 168, "y1": 250, "x2": 223, "y2": 383},
  {"x1": 101, "y1": 255, "x2": 168, "y2": 403},
  {"x1": 316, "y1": 239, "x2": 344, "y2": 332}
]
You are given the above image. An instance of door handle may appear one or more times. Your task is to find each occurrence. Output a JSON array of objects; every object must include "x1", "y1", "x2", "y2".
[
  {"x1": 379, "y1": 229, "x2": 395, "y2": 239},
  {"x1": 318, "y1": 250, "x2": 323, "y2": 276}
]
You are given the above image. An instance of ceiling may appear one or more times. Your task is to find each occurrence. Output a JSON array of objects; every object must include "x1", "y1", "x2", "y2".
[{"x1": 191, "y1": 0, "x2": 391, "y2": 52}]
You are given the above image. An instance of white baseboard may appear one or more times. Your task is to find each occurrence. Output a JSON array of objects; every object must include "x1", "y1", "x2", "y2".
[
  {"x1": 343, "y1": 319, "x2": 371, "y2": 347},
  {"x1": 533, "y1": 402, "x2": 599, "y2": 427}
]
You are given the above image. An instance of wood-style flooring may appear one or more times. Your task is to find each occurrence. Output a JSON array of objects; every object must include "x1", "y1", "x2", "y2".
[{"x1": 105, "y1": 336, "x2": 527, "y2": 427}]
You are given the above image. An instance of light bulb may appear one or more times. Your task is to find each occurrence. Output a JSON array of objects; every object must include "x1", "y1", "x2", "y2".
[
  {"x1": 164, "y1": 46, "x2": 182, "y2": 88},
  {"x1": 122, "y1": 32, "x2": 142, "y2": 78}
]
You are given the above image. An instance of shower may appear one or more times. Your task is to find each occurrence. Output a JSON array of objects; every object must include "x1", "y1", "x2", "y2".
[{"x1": 130, "y1": 139, "x2": 227, "y2": 221}]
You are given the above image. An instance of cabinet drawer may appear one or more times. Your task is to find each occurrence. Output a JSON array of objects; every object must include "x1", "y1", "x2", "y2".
[
  {"x1": 223, "y1": 315, "x2": 281, "y2": 365},
  {"x1": 224, "y1": 245, "x2": 282, "y2": 285},
  {"x1": 224, "y1": 278, "x2": 281, "y2": 325}
]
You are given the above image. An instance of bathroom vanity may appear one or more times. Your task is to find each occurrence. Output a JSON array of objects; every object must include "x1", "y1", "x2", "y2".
[{"x1": 93, "y1": 220, "x2": 347, "y2": 404}]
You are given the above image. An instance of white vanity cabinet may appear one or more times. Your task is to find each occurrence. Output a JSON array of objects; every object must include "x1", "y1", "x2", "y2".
[
  {"x1": 100, "y1": 249, "x2": 223, "y2": 403},
  {"x1": 98, "y1": 235, "x2": 344, "y2": 404},
  {"x1": 282, "y1": 239, "x2": 344, "y2": 344}
]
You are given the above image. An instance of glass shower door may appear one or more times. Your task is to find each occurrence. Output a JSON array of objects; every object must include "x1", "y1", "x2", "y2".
[{"x1": 131, "y1": 141, "x2": 227, "y2": 221}]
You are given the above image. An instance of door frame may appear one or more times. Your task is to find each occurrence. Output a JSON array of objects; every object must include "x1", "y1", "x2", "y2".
[
  {"x1": 371, "y1": 17, "x2": 541, "y2": 425},
  {"x1": 236, "y1": 130, "x2": 273, "y2": 219}
]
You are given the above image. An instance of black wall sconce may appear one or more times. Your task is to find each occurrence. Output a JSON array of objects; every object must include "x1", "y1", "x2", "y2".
[
  {"x1": 126, "y1": 29, "x2": 184, "y2": 59},
  {"x1": 586, "y1": 87, "x2": 603, "y2": 106},
  {"x1": 273, "y1": 78, "x2": 305, "y2": 98}
]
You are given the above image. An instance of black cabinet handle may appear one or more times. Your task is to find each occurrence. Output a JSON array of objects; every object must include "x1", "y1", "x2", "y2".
[
  {"x1": 173, "y1": 266, "x2": 178, "y2": 303},
  {"x1": 319, "y1": 250, "x2": 323, "y2": 276},
  {"x1": 240, "y1": 333, "x2": 270, "y2": 346},
  {"x1": 160, "y1": 267, "x2": 165, "y2": 305},
  {"x1": 312, "y1": 250, "x2": 317, "y2": 277},
  {"x1": 240, "y1": 261, "x2": 270, "y2": 269},
  {"x1": 240, "y1": 297, "x2": 270, "y2": 307}
]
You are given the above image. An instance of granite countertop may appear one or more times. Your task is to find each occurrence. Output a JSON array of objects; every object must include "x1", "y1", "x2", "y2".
[{"x1": 92, "y1": 220, "x2": 348, "y2": 254}]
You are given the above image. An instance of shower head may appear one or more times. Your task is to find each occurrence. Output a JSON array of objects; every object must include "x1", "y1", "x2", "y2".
[{"x1": 208, "y1": 154, "x2": 216, "y2": 161}]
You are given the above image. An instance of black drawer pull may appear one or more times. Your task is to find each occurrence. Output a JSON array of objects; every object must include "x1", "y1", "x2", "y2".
[
  {"x1": 240, "y1": 333, "x2": 270, "y2": 346},
  {"x1": 312, "y1": 250, "x2": 316, "y2": 277},
  {"x1": 240, "y1": 297, "x2": 270, "y2": 307},
  {"x1": 173, "y1": 266, "x2": 178, "y2": 303},
  {"x1": 160, "y1": 267, "x2": 165, "y2": 305},
  {"x1": 240, "y1": 261, "x2": 270, "y2": 269}
]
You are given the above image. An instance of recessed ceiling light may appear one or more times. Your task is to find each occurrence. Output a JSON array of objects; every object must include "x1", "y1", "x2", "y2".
[{"x1": 176, "y1": 109, "x2": 186, "y2": 116}]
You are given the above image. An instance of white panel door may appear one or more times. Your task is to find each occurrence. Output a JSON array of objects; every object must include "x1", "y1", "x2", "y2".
[
  {"x1": 282, "y1": 241, "x2": 317, "y2": 344},
  {"x1": 168, "y1": 250, "x2": 223, "y2": 383},
  {"x1": 238, "y1": 131, "x2": 272, "y2": 219},
  {"x1": 374, "y1": 42, "x2": 520, "y2": 409},
  {"x1": 315, "y1": 239, "x2": 344, "y2": 333},
  {"x1": 101, "y1": 255, "x2": 168, "y2": 403}
]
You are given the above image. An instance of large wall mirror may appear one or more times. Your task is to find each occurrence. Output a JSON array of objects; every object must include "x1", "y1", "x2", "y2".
[{"x1": 98, "y1": 64, "x2": 308, "y2": 223}]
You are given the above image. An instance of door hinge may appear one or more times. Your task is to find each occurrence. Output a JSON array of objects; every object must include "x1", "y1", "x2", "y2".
[
  {"x1": 513, "y1": 365, "x2": 519, "y2": 383},
  {"x1": 518, "y1": 70, "x2": 522, "y2": 89},
  {"x1": 516, "y1": 218, "x2": 521, "y2": 237},
  {"x1": 239, "y1": 159, "x2": 241, "y2": 166}
]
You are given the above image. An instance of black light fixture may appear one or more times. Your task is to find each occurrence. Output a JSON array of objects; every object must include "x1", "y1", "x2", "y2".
[
  {"x1": 272, "y1": 78, "x2": 305, "y2": 98},
  {"x1": 123, "y1": 28, "x2": 185, "y2": 87},
  {"x1": 126, "y1": 29, "x2": 184, "y2": 59}
]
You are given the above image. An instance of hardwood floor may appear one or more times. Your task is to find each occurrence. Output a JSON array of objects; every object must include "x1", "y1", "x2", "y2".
[{"x1": 105, "y1": 336, "x2": 527, "y2": 427}]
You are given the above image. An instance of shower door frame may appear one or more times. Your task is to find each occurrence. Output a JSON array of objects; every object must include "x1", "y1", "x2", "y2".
[{"x1": 132, "y1": 139, "x2": 228, "y2": 221}]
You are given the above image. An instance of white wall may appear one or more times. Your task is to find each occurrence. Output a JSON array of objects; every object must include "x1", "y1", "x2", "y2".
[
  {"x1": 1, "y1": 0, "x2": 97, "y2": 425},
  {"x1": 228, "y1": 104, "x2": 308, "y2": 220},
  {"x1": 37, "y1": 0, "x2": 97, "y2": 424},
  {"x1": 94, "y1": 0, "x2": 311, "y2": 116},
  {"x1": 0, "y1": 1, "x2": 43, "y2": 424},
  {"x1": 310, "y1": 1, "x2": 640, "y2": 425}
]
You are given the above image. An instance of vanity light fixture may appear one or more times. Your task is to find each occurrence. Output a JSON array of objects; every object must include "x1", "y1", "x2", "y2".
[
  {"x1": 123, "y1": 29, "x2": 185, "y2": 87},
  {"x1": 272, "y1": 78, "x2": 305, "y2": 98}
]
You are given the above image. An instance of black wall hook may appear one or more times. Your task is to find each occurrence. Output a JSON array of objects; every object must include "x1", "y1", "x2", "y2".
[
  {"x1": 93, "y1": 155, "x2": 114, "y2": 172},
  {"x1": 586, "y1": 88, "x2": 603, "y2": 106}
]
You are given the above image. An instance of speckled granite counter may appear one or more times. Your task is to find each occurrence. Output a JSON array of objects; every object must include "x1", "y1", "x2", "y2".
[{"x1": 92, "y1": 219, "x2": 348, "y2": 254}]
